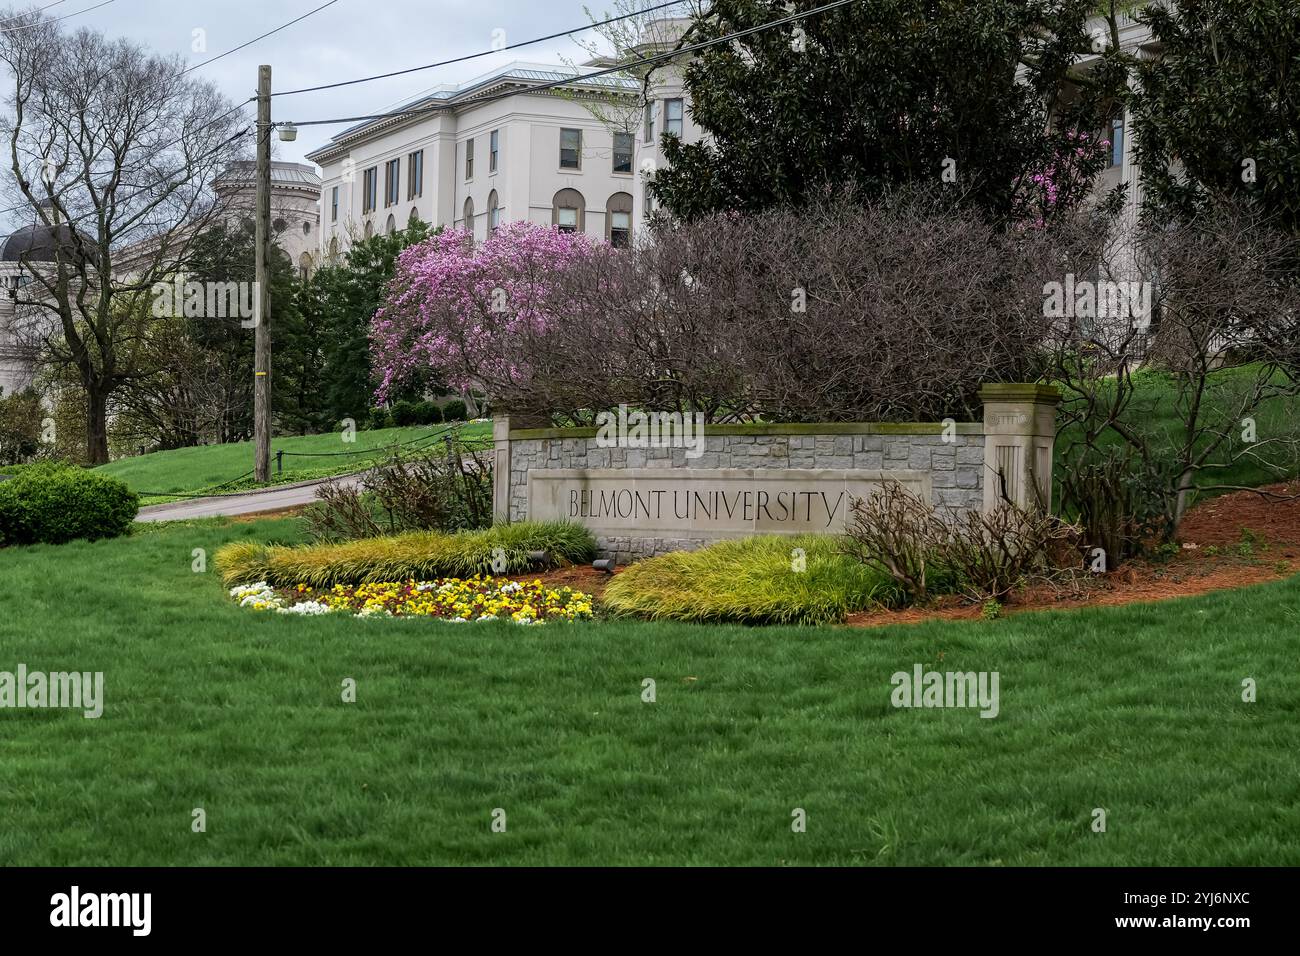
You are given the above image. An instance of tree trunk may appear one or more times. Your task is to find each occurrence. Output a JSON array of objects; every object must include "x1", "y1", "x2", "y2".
[{"x1": 85, "y1": 387, "x2": 110, "y2": 465}]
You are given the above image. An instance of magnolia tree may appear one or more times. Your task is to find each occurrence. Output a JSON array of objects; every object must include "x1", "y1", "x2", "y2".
[{"x1": 371, "y1": 222, "x2": 630, "y2": 420}]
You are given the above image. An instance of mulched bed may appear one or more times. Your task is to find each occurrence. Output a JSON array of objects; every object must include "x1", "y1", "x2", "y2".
[{"x1": 845, "y1": 482, "x2": 1300, "y2": 628}]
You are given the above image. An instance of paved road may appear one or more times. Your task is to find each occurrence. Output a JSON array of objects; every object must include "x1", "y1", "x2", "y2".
[{"x1": 135, "y1": 473, "x2": 362, "y2": 522}]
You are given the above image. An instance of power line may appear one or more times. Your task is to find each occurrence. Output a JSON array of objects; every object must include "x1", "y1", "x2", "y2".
[
  {"x1": 287, "y1": 0, "x2": 858, "y2": 128},
  {"x1": 1, "y1": 0, "x2": 342, "y2": 230},
  {"x1": 0, "y1": 1, "x2": 68, "y2": 27},
  {"x1": 179, "y1": 0, "x2": 343, "y2": 76},
  {"x1": 272, "y1": 0, "x2": 691, "y2": 97},
  {"x1": 0, "y1": 0, "x2": 116, "y2": 32}
]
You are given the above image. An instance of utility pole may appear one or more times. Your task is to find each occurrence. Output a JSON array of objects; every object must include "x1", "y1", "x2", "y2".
[{"x1": 254, "y1": 64, "x2": 272, "y2": 483}]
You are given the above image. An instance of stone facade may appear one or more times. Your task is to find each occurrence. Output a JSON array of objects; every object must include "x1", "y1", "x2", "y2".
[{"x1": 500, "y1": 423, "x2": 986, "y2": 563}]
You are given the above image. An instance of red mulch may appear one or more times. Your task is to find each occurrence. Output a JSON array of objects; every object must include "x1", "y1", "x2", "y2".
[{"x1": 844, "y1": 482, "x2": 1300, "y2": 628}]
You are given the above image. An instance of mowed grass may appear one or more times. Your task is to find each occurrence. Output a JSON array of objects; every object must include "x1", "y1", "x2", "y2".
[
  {"x1": 94, "y1": 420, "x2": 492, "y2": 496},
  {"x1": 0, "y1": 517, "x2": 1297, "y2": 865}
]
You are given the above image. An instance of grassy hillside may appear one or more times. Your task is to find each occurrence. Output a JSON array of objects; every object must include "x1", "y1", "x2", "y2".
[{"x1": 93, "y1": 421, "x2": 492, "y2": 497}]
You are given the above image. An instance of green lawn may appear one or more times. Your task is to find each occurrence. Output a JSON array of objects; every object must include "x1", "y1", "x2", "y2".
[
  {"x1": 0, "y1": 516, "x2": 1295, "y2": 866},
  {"x1": 92, "y1": 421, "x2": 493, "y2": 497}
]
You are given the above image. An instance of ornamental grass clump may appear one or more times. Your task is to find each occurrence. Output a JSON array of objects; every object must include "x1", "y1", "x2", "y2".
[
  {"x1": 601, "y1": 534, "x2": 902, "y2": 626},
  {"x1": 215, "y1": 521, "x2": 595, "y2": 588}
]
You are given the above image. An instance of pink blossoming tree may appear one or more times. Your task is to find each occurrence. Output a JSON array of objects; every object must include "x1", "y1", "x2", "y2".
[{"x1": 371, "y1": 222, "x2": 618, "y2": 417}]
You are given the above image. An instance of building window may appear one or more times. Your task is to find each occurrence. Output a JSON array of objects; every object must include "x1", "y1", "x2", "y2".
[
  {"x1": 644, "y1": 182, "x2": 654, "y2": 214},
  {"x1": 385, "y1": 214, "x2": 396, "y2": 235},
  {"x1": 489, "y1": 130, "x2": 499, "y2": 174},
  {"x1": 463, "y1": 197, "x2": 475, "y2": 235},
  {"x1": 665, "y1": 98, "x2": 684, "y2": 138},
  {"x1": 409, "y1": 207, "x2": 421, "y2": 226},
  {"x1": 613, "y1": 132, "x2": 634, "y2": 173},
  {"x1": 465, "y1": 138, "x2": 474, "y2": 180},
  {"x1": 384, "y1": 158, "x2": 400, "y2": 207},
  {"x1": 362, "y1": 167, "x2": 377, "y2": 213},
  {"x1": 1109, "y1": 113, "x2": 1125, "y2": 168},
  {"x1": 364, "y1": 220, "x2": 373, "y2": 239},
  {"x1": 299, "y1": 252, "x2": 313, "y2": 282},
  {"x1": 330, "y1": 185, "x2": 338, "y2": 222},
  {"x1": 606, "y1": 192, "x2": 633, "y2": 248},
  {"x1": 488, "y1": 190, "x2": 500, "y2": 233},
  {"x1": 552, "y1": 188, "x2": 585, "y2": 233},
  {"x1": 328, "y1": 236, "x2": 339, "y2": 263},
  {"x1": 302, "y1": 220, "x2": 312, "y2": 235},
  {"x1": 408, "y1": 150, "x2": 423, "y2": 199},
  {"x1": 643, "y1": 101, "x2": 654, "y2": 142},
  {"x1": 560, "y1": 128, "x2": 581, "y2": 170}
]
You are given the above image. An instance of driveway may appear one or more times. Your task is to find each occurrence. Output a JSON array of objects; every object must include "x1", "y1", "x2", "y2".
[{"x1": 135, "y1": 473, "x2": 362, "y2": 522}]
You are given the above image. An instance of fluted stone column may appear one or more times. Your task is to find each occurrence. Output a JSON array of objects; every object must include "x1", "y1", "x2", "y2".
[
  {"x1": 492, "y1": 416, "x2": 512, "y2": 524},
  {"x1": 979, "y1": 384, "x2": 1061, "y2": 512}
]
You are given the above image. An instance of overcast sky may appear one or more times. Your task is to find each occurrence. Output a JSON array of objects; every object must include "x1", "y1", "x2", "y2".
[{"x1": 27, "y1": 0, "x2": 637, "y2": 161}]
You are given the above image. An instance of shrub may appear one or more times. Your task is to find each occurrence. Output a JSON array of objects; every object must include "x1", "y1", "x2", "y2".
[
  {"x1": 390, "y1": 400, "x2": 419, "y2": 427},
  {"x1": 441, "y1": 399, "x2": 468, "y2": 423},
  {"x1": 367, "y1": 407, "x2": 392, "y2": 430},
  {"x1": 601, "y1": 535, "x2": 902, "y2": 626},
  {"x1": 0, "y1": 464, "x2": 138, "y2": 546},
  {"x1": 415, "y1": 401, "x2": 442, "y2": 424},
  {"x1": 304, "y1": 447, "x2": 492, "y2": 542},
  {"x1": 842, "y1": 482, "x2": 1083, "y2": 603},
  {"x1": 215, "y1": 521, "x2": 596, "y2": 588}
]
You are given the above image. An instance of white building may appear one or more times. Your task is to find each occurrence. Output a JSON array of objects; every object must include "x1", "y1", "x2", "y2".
[
  {"x1": 213, "y1": 161, "x2": 323, "y2": 279},
  {"x1": 307, "y1": 61, "x2": 643, "y2": 258}
]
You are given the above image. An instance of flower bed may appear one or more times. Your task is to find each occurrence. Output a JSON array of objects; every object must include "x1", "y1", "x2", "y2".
[{"x1": 228, "y1": 576, "x2": 594, "y2": 625}]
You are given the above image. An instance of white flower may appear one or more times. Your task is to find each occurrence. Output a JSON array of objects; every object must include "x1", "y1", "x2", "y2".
[
  {"x1": 475, "y1": 614, "x2": 499, "y2": 623},
  {"x1": 279, "y1": 601, "x2": 332, "y2": 615}
]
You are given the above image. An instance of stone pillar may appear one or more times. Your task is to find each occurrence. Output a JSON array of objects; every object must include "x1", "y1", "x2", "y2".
[
  {"x1": 979, "y1": 384, "x2": 1061, "y2": 512},
  {"x1": 492, "y1": 416, "x2": 512, "y2": 524}
]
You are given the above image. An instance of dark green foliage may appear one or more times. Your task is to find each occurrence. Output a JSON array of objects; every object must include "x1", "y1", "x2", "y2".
[
  {"x1": 0, "y1": 464, "x2": 137, "y2": 545},
  {"x1": 650, "y1": 0, "x2": 1119, "y2": 222},
  {"x1": 441, "y1": 399, "x2": 468, "y2": 423},
  {"x1": 298, "y1": 219, "x2": 438, "y2": 428},
  {"x1": 0, "y1": 389, "x2": 43, "y2": 465},
  {"x1": 1132, "y1": 0, "x2": 1300, "y2": 230}
]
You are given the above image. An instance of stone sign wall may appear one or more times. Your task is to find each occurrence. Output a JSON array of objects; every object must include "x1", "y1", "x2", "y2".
[{"x1": 493, "y1": 385, "x2": 1060, "y2": 563}]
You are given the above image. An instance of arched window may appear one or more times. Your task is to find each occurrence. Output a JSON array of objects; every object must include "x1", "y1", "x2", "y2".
[
  {"x1": 409, "y1": 207, "x2": 421, "y2": 226},
  {"x1": 385, "y1": 213, "x2": 396, "y2": 235},
  {"x1": 552, "y1": 188, "x2": 585, "y2": 234},
  {"x1": 302, "y1": 221, "x2": 312, "y2": 235},
  {"x1": 606, "y1": 191, "x2": 633, "y2": 248},
  {"x1": 299, "y1": 252, "x2": 313, "y2": 281},
  {"x1": 463, "y1": 197, "x2": 475, "y2": 236},
  {"x1": 488, "y1": 190, "x2": 500, "y2": 234},
  {"x1": 328, "y1": 236, "x2": 339, "y2": 263},
  {"x1": 364, "y1": 220, "x2": 373, "y2": 239}
]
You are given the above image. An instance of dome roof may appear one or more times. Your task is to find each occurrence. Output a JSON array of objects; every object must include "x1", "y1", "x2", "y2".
[{"x1": 1, "y1": 220, "x2": 79, "y2": 263}]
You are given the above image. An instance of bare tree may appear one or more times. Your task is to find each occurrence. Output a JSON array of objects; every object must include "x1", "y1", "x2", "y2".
[
  {"x1": 0, "y1": 10, "x2": 248, "y2": 463},
  {"x1": 1048, "y1": 198, "x2": 1300, "y2": 550}
]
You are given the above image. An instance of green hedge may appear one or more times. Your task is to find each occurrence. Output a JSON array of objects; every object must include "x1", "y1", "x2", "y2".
[
  {"x1": 602, "y1": 535, "x2": 902, "y2": 626},
  {"x1": 0, "y1": 464, "x2": 139, "y2": 546},
  {"x1": 215, "y1": 521, "x2": 596, "y2": 587}
]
